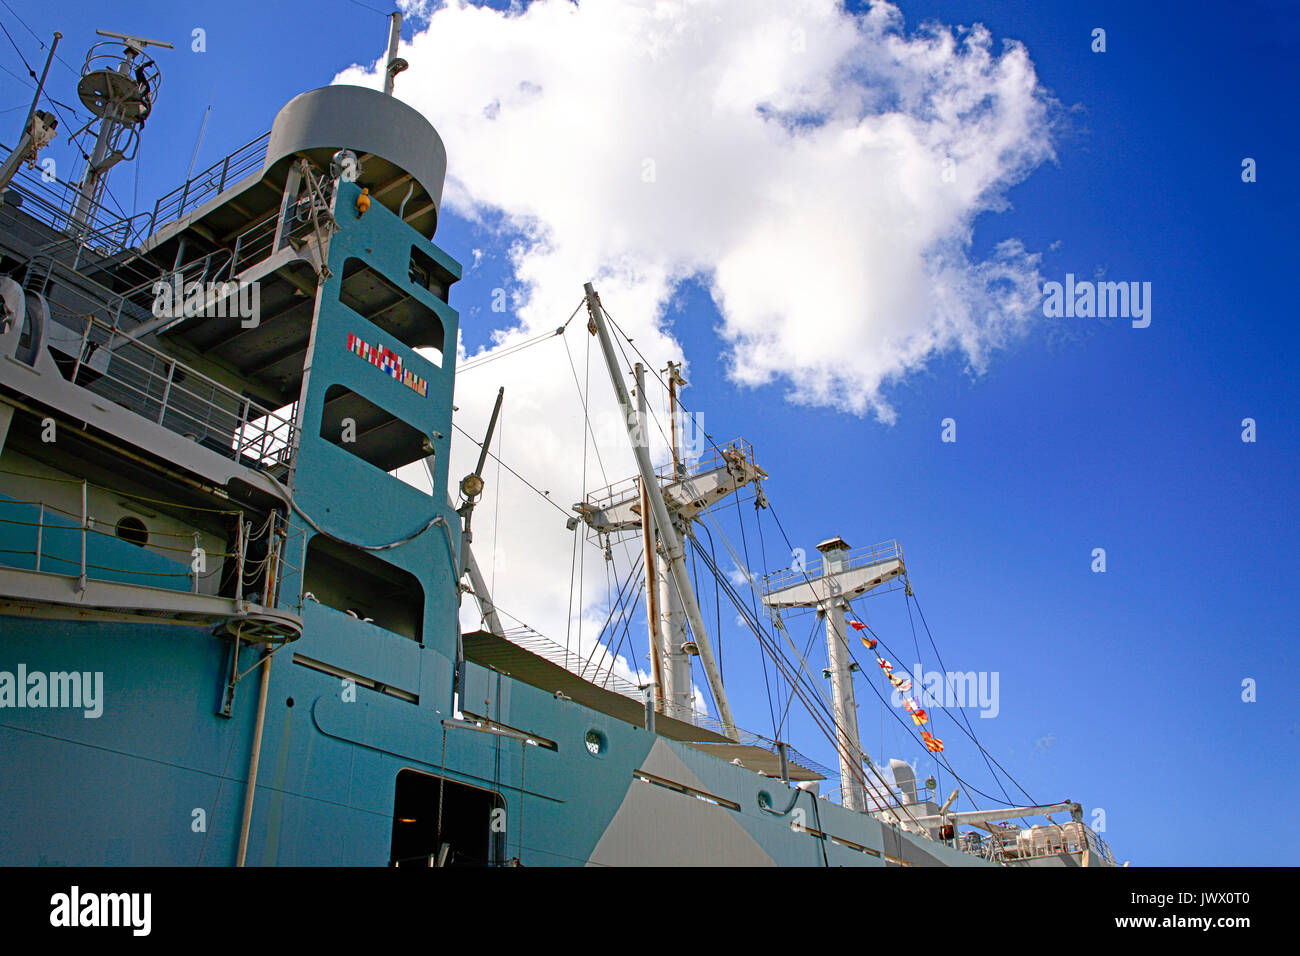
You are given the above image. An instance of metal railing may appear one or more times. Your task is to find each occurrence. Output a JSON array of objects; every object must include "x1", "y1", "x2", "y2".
[
  {"x1": 2, "y1": 128, "x2": 269, "y2": 259},
  {"x1": 497, "y1": 624, "x2": 836, "y2": 780},
  {"x1": 47, "y1": 308, "x2": 298, "y2": 469},
  {"x1": 147, "y1": 132, "x2": 270, "y2": 233},
  {"x1": 0, "y1": 470, "x2": 301, "y2": 616},
  {"x1": 583, "y1": 437, "x2": 759, "y2": 514},
  {"x1": 1, "y1": 155, "x2": 150, "y2": 256},
  {"x1": 971, "y1": 820, "x2": 1117, "y2": 865},
  {"x1": 17, "y1": 253, "x2": 297, "y2": 473},
  {"x1": 504, "y1": 625, "x2": 645, "y2": 695},
  {"x1": 0, "y1": 484, "x2": 238, "y2": 594},
  {"x1": 761, "y1": 539, "x2": 904, "y2": 595}
]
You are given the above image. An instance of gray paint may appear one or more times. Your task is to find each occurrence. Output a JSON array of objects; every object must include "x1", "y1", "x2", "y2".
[
  {"x1": 589, "y1": 740, "x2": 775, "y2": 866},
  {"x1": 266, "y1": 86, "x2": 447, "y2": 231}
]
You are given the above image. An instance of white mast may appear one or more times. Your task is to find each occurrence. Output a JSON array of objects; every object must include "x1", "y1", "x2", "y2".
[
  {"x1": 819, "y1": 538, "x2": 866, "y2": 812},
  {"x1": 583, "y1": 283, "x2": 737, "y2": 738},
  {"x1": 763, "y1": 537, "x2": 906, "y2": 812},
  {"x1": 657, "y1": 523, "x2": 694, "y2": 720},
  {"x1": 634, "y1": 362, "x2": 665, "y2": 710},
  {"x1": 657, "y1": 360, "x2": 693, "y2": 719}
]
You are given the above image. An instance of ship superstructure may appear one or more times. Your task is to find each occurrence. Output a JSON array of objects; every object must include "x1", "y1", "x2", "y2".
[{"x1": 0, "y1": 22, "x2": 1118, "y2": 867}]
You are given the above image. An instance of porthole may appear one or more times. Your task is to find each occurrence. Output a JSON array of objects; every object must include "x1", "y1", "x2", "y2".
[
  {"x1": 584, "y1": 729, "x2": 606, "y2": 757},
  {"x1": 115, "y1": 516, "x2": 148, "y2": 548},
  {"x1": 757, "y1": 790, "x2": 773, "y2": 810}
]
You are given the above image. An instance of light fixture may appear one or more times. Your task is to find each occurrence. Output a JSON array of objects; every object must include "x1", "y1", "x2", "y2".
[{"x1": 460, "y1": 473, "x2": 484, "y2": 499}]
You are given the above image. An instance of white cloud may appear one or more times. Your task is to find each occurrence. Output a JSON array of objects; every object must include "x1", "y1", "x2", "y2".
[{"x1": 337, "y1": 0, "x2": 1056, "y2": 719}]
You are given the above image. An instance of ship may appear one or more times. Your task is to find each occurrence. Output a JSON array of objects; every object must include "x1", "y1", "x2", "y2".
[{"x1": 0, "y1": 19, "x2": 1119, "y2": 867}]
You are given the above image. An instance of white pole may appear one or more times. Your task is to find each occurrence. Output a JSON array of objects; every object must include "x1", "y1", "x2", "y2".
[
  {"x1": 383, "y1": 13, "x2": 403, "y2": 96},
  {"x1": 635, "y1": 363, "x2": 665, "y2": 710},
  {"x1": 826, "y1": 597, "x2": 866, "y2": 810},
  {"x1": 583, "y1": 283, "x2": 736, "y2": 738},
  {"x1": 659, "y1": 536, "x2": 692, "y2": 720}
]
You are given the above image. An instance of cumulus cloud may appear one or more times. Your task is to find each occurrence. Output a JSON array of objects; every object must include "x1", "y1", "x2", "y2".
[
  {"x1": 340, "y1": 0, "x2": 1055, "y2": 417},
  {"x1": 333, "y1": 0, "x2": 1056, "y2": 717}
]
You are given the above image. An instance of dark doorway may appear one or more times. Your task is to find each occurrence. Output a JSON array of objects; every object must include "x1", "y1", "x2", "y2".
[{"x1": 390, "y1": 768, "x2": 506, "y2": 867}]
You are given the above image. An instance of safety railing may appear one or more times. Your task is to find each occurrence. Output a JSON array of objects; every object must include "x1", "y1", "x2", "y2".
[
  {"x1": 0, "y1": 469, "x2": 303, "y2": 616},
  {"x1": 583, "y1": 437, "x2": 759, "y2": 514},
  {"x1": 498, "y1": 623, "x2": 836, "y2": 779},
  {"x1": 0, "y1": 482, "x2": 238, "y2": 594},
  {"x1": 234, "y1": 509, "x2": 302, "y2": 612},
  {"x1": 0, "y1": 154, "x2": 150, "y2": 256},
  {"x1": 147, "y1": 132, "x2": 270, "y2": 234},
  {"x1": 970, "y1": 820, "x2": 1116, "y2": 865},
  {"x1": 761, "y1": 539, "x2": 904, "y2": 595},
  {"x1": 44, "y1": 308, "x2": 298, "y2": 470},
  {"x1": 3, "y1": 128, "x2": 269, "y2": 262}
]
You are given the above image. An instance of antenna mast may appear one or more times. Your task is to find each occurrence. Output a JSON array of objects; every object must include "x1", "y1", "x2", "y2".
[
  {"x1": 383, "y1": 12, "x2": 409, "y2": 96},
  {"x1": 70, "y1": 29, "x2": 172, "y2": 233}
]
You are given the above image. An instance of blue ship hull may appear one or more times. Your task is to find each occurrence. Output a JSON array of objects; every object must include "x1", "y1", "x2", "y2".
[{"x1": 0, "y1": 614, "x2": 984, "y2": 866}]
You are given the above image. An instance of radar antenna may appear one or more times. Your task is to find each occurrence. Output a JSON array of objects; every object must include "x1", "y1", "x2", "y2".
[{"x1": 69, "y1": 29, "x2": 173, "y2": 234}]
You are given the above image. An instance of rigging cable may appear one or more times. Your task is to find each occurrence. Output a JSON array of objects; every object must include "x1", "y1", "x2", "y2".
[
  {"x1": 909, "y1": 586, "x2": 1039, "y2": 807},
  {"x1": 760, "y1": 498, "x2": 1029, "y2": 811},
  {"x1": 686, "y1": 526, "x2": 929, "y2": 834},
  {"x1": 591, "y1": 299, "x2": 1024, "y2": 828}
]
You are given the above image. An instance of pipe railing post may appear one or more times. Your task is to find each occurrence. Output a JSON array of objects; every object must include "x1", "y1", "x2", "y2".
[
  {"x1": 191, "y1": 532, "x2": 201, "y2": 593},
  {"x1": 158, "y1": 361, "x2": 176, "y2": 424},
  {"x1": 297, "y1": 529, "x2": 308, "y2": 613},
  {"x1": 70, "y1": 316, "x2": 92, "y2": 383},
  {"x1": 234, "y1": 514, "x2": 245, "y2": 607},
  {"x1": 35, "y1": 501, "x2": 44, "y2": 572},
  {"x1": 78, "y1": 480, "x2": 87, "y2": 592}
]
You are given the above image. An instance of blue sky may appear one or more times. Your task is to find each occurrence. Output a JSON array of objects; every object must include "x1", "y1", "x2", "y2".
[{"x1": 4, "y1": 0, "x2": 1296, "y2": 866}]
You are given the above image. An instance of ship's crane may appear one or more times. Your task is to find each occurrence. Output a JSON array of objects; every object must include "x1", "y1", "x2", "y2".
[{"x1": 576, "y1": 283, "x2": 771, "y2": 738}]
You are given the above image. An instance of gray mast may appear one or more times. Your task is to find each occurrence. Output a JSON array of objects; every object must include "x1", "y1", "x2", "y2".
[
  {"x1": 382, "y1": 12, "x2": 409, "y2": 96},
  {"x1": 657, "y1": 364, "x2": 692, "y2": 719},
  {"x1": 583, "y1": 282, "x2": 737, "y2": 738},
  {"x1": 70, "y1": 30, "x2": 172, "y2": 234},
  {"x1": 657, "y1": 524, "x2": 693, "y2": 720}
]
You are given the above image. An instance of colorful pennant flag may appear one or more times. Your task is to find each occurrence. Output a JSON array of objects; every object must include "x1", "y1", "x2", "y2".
[
  {"x1": 849, "y1": 620, "x2": 868, "y2": 631},
  {"x1": 860, "y1": 636, "x2": 877, "y2": 650},
  {"x1": 920, "y1": 730, "x2": 944, "y2": 753},
  {"x1": 871, "y1": 649, "x2": 944, "y2": 754}
]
